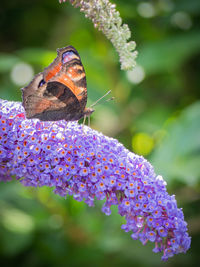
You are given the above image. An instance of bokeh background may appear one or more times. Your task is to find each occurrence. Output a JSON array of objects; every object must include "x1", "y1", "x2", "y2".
[{"x1": 0, "y1": 0, "x2": 200, "y2": 266}]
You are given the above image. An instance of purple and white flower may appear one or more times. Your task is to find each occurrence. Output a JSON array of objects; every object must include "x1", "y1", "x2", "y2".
[{"x1": 0, "y1": 99, "x2": 191, "y2": 260}]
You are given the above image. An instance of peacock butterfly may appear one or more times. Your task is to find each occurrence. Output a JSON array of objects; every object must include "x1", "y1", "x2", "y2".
[{"x1": 21, "y1": 46, "x2": 94, "y2": 122}]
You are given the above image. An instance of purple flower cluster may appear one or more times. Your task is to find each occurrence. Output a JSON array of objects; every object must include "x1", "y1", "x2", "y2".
[{"x1": 0, "y1": 99, "x2": 191, "y2": 260}]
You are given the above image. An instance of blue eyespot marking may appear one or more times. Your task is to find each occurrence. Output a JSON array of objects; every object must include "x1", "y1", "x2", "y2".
[
  {"x1": 38, "y1": 79, "x2": 46, "y2": 88},
  {"x1": 62, "y1": 51, "x2": 76, "y2": 64}
]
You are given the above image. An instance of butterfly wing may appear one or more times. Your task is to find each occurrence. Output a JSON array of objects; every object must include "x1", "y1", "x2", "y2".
[
  {"x1": 22, "y1": 46, "x2": 88, "y2": 121},
  {"x1": 43, "y1": 46, "x2": 87, "y2": 110}
]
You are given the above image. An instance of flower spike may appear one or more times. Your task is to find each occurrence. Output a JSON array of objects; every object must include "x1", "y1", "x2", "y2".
[
  {"x1": 59, "y1": 0, "x2": 137, "y2": 70},
  {"x1": 0, "y1": 99, "x2": 191, "y2": 260}
]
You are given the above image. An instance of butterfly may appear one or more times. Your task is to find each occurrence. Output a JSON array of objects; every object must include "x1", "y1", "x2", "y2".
[{"x1": 22, "y1": 46, "x2": 94, "y2": 122}]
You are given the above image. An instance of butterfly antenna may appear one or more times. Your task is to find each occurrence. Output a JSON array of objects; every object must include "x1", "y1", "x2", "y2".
[
  {"x1": 90, "y1": 90, "x2": 112, "y2": 108},
  {"x1": 105, "y1": 96, "x2": 115, "y2": 102}
]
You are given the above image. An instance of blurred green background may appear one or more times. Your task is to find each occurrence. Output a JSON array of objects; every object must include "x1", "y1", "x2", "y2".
[{"x1": 0, "y1": 0, "x2": 200, "y2": 266}]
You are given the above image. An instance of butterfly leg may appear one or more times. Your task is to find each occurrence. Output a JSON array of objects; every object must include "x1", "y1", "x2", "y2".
[
  {"x1": 64, "y1": 121, "x2": 68, "y2": 132},
  {"x1": 81, "y1": 115, "x2": 87, "y2": 133},
  {"x1": 88, "y1": 115, "x2": 91, "y2": 127},
  {"x1": 82, "y1": 115, "x2": 87, "y2": 126}
]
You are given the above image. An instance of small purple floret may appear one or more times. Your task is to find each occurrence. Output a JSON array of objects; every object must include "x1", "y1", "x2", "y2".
[{"x1": 0, "y1": 99, "x2": 191, "y2": 261}]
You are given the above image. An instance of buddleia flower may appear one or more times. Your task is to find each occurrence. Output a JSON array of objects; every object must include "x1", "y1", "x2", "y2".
[
  {"x1": 0, "y1": 99, "x2": 191, "y2": 261},
  {"x1": 59, "y1": 0, "x2": 137, "y2": 70}
]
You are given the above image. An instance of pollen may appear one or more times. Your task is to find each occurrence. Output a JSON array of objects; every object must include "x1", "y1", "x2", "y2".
[{"x1": 125, "y1": 201, "x2": 130, "y2": 206}]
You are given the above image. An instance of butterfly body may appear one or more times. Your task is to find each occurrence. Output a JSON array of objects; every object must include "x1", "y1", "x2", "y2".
[{"x1": 22, "y1": 46, "x2": 94, "y2": 122}]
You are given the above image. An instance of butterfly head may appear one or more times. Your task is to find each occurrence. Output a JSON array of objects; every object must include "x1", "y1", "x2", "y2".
[{"x1": 83, "y1": 107, "x2": 94, "y2": 117}]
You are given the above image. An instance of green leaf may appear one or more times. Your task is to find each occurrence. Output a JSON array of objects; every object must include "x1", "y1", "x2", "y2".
[
  {"x1": 151, "y1": 101, "x2": 200, "y2": 185},
  {"x1": 0, "y1": 54, "x2": 20, "y2": 73},
  {"x1": 138, "y1": 31, "x2": 200, "y2": 75}
]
